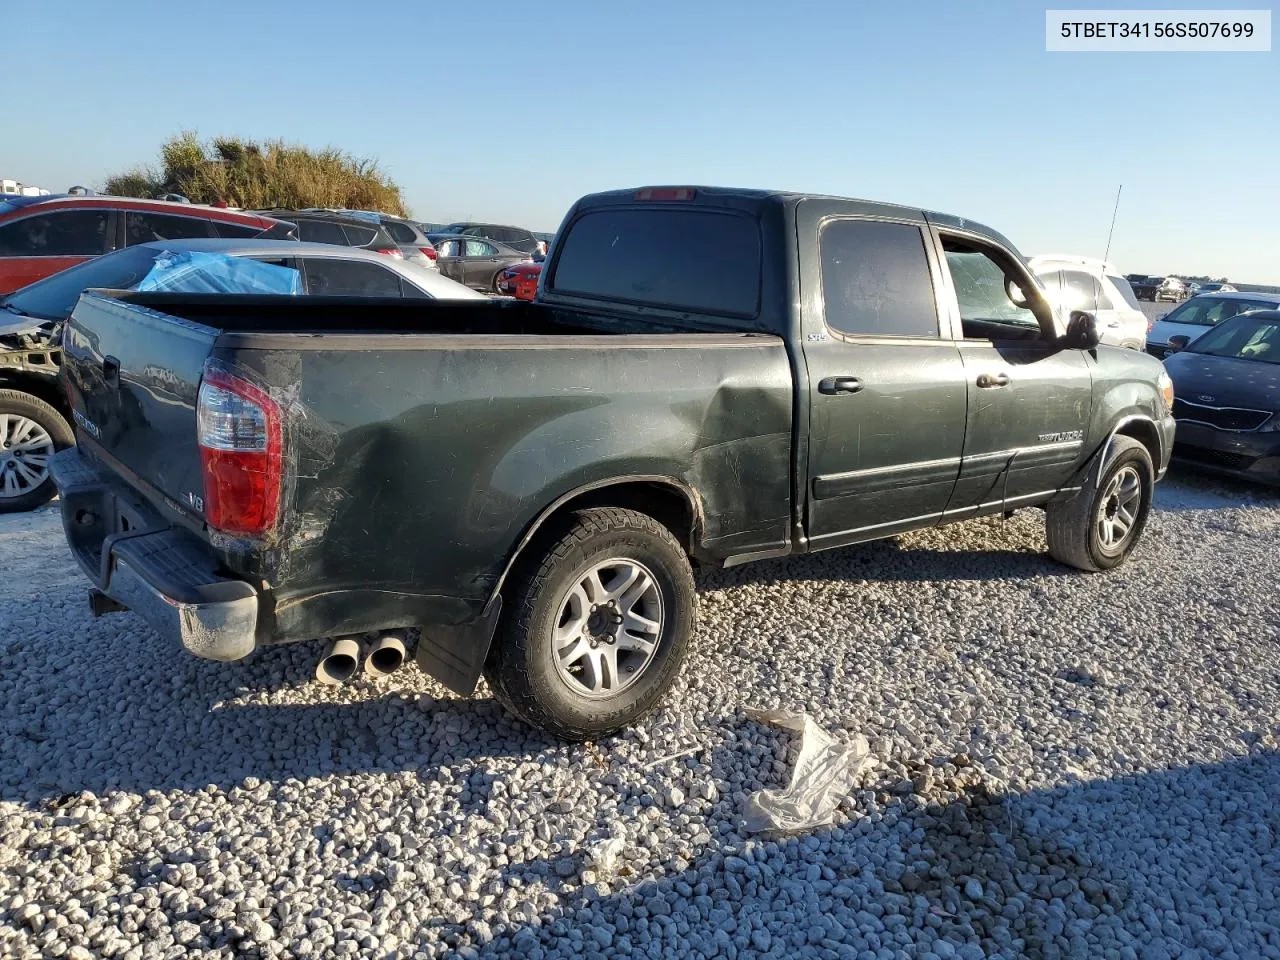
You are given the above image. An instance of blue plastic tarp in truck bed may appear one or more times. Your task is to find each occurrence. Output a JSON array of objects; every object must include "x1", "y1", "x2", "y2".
[{"x1": 135, "y1": 250, "x2": 303, "y2": 295}]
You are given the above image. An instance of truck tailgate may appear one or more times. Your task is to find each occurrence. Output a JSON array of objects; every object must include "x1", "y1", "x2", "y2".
[{"x1": 61, "y1": 291, "x2": 213, "y2": 511}]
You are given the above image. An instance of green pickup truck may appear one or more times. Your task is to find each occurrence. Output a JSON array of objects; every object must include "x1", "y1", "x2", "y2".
[{"x1": 51, "y1": 185, "x2": 1176, "y2": 740}]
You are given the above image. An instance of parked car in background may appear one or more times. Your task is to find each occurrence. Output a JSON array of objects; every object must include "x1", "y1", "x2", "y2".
[
  {"x1": 0, "y1": 239, "x2": 484, "y2": 512},
  {"x1": 298, "y1": 209, "x2": 439, "y2": 272},
  {"x1": 436, "y1": 222, "x2": 541, "y2": 255},
  {"x1": 254, "y1": 209, "x2": 403, "y2": 259},
  {"x1": 1126, "y1": 274, "x2": 1161, "y2": 301},
  {"x1": 1147, "y1": 292, "x2": 1280, "y2": 357},
  {"x1": 1156, "y1": 277, "x2": 1188, "y2": 302},
  {"x1": 375, "y1": 214, "x2": 438, "y2": 271},
  {"x1": 1029, "y1": 255, "x2": 1148, "y2": 350},
  {"x1": 0, "y1": 195, "x2": 294, "y2": 294},
  {"x1": 496, "y1": 261, "x2": 541, "y2": 300},
  {"x1": 1194, "y1": 282, "x2": 1237, "y2": 296},
  {"x1": 1163, "y1": 309, "x2": 1280, "y2": 484},
  {"x1": 432, "y1": 234, "x2": 532, "y2": 291}
]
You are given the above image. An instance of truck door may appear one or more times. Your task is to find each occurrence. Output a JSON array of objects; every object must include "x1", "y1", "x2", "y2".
[
  {"x1": 931, "y1": 230, "x2": 1093, "y2": 517},
  {"x1": 797, "y1": 201, "x2": 968, "y2": 549}
]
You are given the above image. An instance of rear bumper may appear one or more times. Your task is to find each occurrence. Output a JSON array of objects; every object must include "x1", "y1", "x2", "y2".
[{"x1": 50, "y1": 447, "x2": 260, "y2": 661}]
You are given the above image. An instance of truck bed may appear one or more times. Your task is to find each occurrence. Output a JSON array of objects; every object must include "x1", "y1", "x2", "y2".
[{"x1": 58, "y1": 290, "x2": 795, "y2": 681}]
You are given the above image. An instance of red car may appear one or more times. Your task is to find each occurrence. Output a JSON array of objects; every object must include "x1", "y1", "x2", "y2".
[
  {"x1": 0, "y1": 195, "x2": 293, "y2": 294},
  {"x1": 496, "y1": 261, "x2": 542, "y2": 300}
]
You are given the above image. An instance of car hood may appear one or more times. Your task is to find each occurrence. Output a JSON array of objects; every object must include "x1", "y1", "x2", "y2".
[
  {"x1": 1165, "y1": 351, "x2": 1280, "y2": 410},
  {"x1": 1148, "y1": 318, "x2": 1215, "y2": 346},
  {"x1": 0, "y1": 312, "x2": 52, "y2": 339},
  {"x1": 503, "y1": 263, "x2": 542, "y2": 277}
]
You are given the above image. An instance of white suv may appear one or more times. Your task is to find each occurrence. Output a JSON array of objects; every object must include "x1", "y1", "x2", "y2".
[{"x1": 1028, "y1": 255, "x2": 1149, "y2": 350}]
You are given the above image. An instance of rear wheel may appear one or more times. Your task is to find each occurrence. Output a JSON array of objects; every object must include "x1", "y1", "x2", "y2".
[
  {"x1": 1045, "y1": 436, "x2": 1154, "y2": 571},
  {"x1": 492, "y1": 271, "x2": 507, "y2": 294},
  {"x1": 0, "y1": 390, "x2": 73, "y2": 513},
  {"x1": 484, "y1": 507, "x2": 696, "y2": 741}
]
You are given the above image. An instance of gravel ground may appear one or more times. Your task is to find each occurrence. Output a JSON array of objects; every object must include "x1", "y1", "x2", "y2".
[{"x1": 2, "y1": 467, "x2": 1279, "y2": 960}]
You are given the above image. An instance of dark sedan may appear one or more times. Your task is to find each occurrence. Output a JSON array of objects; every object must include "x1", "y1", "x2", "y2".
[
  {"x1": 431, "y1": 234, "x2": 532, "y2": 292},
  {"x1": 1164, "y1": 309, "x2": 1280, "y2": 485}
]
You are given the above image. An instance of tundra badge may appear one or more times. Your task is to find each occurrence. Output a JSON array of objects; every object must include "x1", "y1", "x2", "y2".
[{"x1": 72, "y1": 410, "x2": 101, "y2": 439}]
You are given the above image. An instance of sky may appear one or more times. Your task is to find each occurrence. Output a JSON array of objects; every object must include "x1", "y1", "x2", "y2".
[{"x1": 4, "y1": 1, "x2": 1278, "y2": 281}]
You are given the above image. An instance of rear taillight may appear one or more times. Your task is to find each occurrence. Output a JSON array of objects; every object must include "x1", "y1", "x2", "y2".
[
  {"x1": 375, "y1": 247, "x2": 403, "y2": 259},
  {"x1": 420, "y1": 246, "x2": 437, "y2": 260},
  {"x1": 196, "y1": 366, "x2": 283, "y2": 536}
]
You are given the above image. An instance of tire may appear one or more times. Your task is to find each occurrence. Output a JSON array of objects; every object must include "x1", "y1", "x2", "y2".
[
  {"x1": 484, "y1": 506, "x2": 696, "y2": 741},
  {"x1": 1045, "y1": 436, "x2": 1154, "y2": 572},
  {"x1": 0, "y1": 389, "x2": 74, "y2": 514},
  {"x1": 492, "y1": 271, "x2": 506, "y2": 294}
]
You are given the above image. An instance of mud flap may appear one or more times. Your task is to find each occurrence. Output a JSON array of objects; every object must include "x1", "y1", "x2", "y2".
[{"x1": 414, "y1": 596, "x2": 503, "y2": 695}]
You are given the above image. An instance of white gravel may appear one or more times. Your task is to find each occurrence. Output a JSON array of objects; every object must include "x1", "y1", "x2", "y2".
[{"x1": 2, "y1": 466, "x2": 1280, "y2": 959}]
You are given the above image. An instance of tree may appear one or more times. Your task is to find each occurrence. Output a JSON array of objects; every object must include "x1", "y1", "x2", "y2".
[{"x1": 103, "y1": 131, "x2": 407, "y2": 215}]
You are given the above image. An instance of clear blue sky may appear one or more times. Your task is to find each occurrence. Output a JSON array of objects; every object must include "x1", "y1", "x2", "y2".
[{"x1": 4, "y1": 0, "x2": 1277, "y2": 281}]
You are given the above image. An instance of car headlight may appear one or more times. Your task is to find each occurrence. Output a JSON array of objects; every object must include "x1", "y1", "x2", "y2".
[{"x1": 1157, "y1": 371, "x2": 1174, "y2": 415}]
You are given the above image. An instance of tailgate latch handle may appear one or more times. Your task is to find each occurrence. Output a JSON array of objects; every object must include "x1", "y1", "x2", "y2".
[{"x1": 102, "y1": 356, "x2": 120, "y2": 388}]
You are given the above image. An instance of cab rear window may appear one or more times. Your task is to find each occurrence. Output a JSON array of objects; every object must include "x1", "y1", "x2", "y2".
[{"x1": 549, "y1": 208, "x2": 761, "y2": 317}]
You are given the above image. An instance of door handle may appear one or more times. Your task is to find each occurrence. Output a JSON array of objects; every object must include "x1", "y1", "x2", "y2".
[
  {"x1": 976, "y1": 372, "x2": 1010, "y2": 388},
  {"x1": 102, "y1": 356, "x2": 120, "y2": 388},
  {"x1": 818, "y1": 376, "x2": 863, "y2": 395}
]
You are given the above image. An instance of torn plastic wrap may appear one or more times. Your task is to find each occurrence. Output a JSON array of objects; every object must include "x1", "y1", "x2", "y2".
[
  {"x1": 743, "y1": 707, "x2": 877, "y2": 834},
  {"x1": 135, "y1": 250, "x2": 303, "y2": 295}
]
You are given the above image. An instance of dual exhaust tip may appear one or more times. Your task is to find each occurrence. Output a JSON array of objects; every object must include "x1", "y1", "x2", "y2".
[{"x1": 316, "y1": 630, "x2": 410, "y2": 685}]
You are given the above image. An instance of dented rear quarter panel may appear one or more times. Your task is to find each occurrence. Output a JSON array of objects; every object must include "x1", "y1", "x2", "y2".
[{"x1": 220, "y1": 332, "x2": 794, "y2": 640}]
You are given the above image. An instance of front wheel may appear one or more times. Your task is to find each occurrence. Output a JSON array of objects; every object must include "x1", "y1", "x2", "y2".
[
  {"x1": 484, "y1": 506, "x2": 696, "y2": 741},
  {"x1": 1045, "y1": 436, "x2": 1154, "y2": 571},
  {"x1": 0, "y1": 389, "x2": 74, "y2": 513}
]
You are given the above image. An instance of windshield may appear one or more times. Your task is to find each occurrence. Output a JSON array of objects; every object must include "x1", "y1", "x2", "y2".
[
  {"x1": 1188, "y1": 313, "x2": 1280, "y2": 364},
  {"x1": 1158, "y1": 295, "x2": 1278, "y2": 328},
  {"x1": 3, "y1": 246, "x2": 165, "y2": 320}
]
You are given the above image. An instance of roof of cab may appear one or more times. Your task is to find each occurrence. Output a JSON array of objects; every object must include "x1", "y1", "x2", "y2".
[{"x1": 571, "y1": 185, "x2": 1020, "y2": 256}]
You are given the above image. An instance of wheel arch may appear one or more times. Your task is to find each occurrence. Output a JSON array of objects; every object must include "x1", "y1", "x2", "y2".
[{"x1": 487, "y1": 475, "x2": 705, "y2": 609}]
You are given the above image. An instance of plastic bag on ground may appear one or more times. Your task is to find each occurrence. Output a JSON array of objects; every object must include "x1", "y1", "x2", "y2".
[
  {"x1": 743, "y1": 707, "x2": 877, "y2": 834},
  {"x1": 136, "y1": 250, "x2": 303, "y2": 295}
]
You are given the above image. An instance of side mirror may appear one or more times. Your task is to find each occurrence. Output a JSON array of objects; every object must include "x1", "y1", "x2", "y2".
[
  {"x1": 1064, "y1": 310, "x2": 1101, "y2": 350},
  {"x1": 1165, "y1": 335, "x2": 1190, "y2": 354},
  {"x1": 1005, "y1": 276, "x2": 1031, "y2": 309}
]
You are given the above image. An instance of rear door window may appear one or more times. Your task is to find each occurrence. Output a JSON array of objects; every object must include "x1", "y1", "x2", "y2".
[
  {"x1": 464, "y1": 240, "x2": 496, "y2": 257},
  {"x1": 384, "y1": 220, "x2": 416, "y2": 243},
  {"x1": 340, "y1": 223, "x2": 378, "y2": 247},
  {"x1": 1106, "y1": 275, "x2": 1142, "y2": 310},
  {"x1": 550, "y1": 208, "x2": 761, "y2": 316},
  {"x1": 820, "y1": 220, "x2": 939, "y2": 337},
  {"x1": 297, "y1": 219, "x2": 348, "y2": 244},
  {"x1": 124, "y1": 212, "x2": 214, "y2": 245},
  {"x1": 0, "y1": 209, "x2": 110, "y2": 256},
  {"x1": 301, "y1": 257, "x2": 403, "y2": 296},
  {"x1": 1060, "y1": 270, "x2": 1101, "y2": 311}
]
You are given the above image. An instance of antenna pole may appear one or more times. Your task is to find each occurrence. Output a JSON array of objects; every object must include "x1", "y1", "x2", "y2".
[{"x1": 1102, "y1": 184, "x2": 1122, "y2": 264}]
